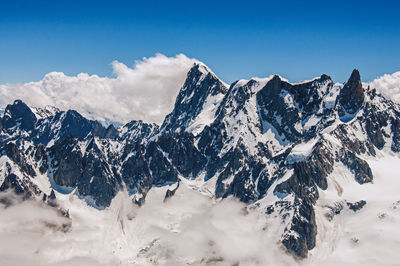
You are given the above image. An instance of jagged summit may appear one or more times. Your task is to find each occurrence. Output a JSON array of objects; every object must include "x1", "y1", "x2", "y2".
[
  {"x1": 189, "y1": 62, "x2": 212, "y2": 77},
  {"x1": 349, "y1": 68, "x2": 361, "y2": 82},
  {"x1": 337, "y1": 69, "x2": 365, "y2": 117},
  {"x1": 160, "y1": 62, "x2": 228, "y2": 135},
  {"x1": 189, "y1": 62, "x2": 227, "y2": 85},
  {"x1": 1, "y1": 99, "x2": 37, "y2": 131},
  {"x1": 32, "y1": 105, "x2": 61, "y2": 119}
]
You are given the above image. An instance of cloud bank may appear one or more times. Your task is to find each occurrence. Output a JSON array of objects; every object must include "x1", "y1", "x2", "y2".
[
  {"x1": 0, "y1": 54, "x2": 197, "y2": 125},
  {"x1": 1, "y1": 55, "x2": 399, "y2": 126},
  {"x1": 0, "y1": 186, "x2": 295, "y2": 266},
  {"x1": 369, "y1": 71, "x2": 400, "y2": 103}
]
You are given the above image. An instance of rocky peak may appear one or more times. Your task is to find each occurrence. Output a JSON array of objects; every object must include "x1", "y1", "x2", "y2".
[
  {"x1": 104, "y1": 124, "x2": 119, "y2": 139},
  {"x1": 289, "y1": 75, "x2": 334, "y2": 114},
  {"x1": 118, "y1": 120, "x2": 159, "y2": 143},
  {"x1": 2, "y1": 99, "x2": 37, "y2": 131},
  {"x1": 348, "y1": 68, "x2": 361, "y2": 83},
  {"x1": 337, "y1": 69, "x2": 365, "y2": 117},
  {"x1": 266, "y1": 75, "x2": 286, "y2": 96},
  {"x1": 160, "y1": 63, "x2": 228, "y2": 134},
  {"x1": 32, "y1": 105, "x2": 61, "y2": 119},
  {"x1": 186, "y1": 63, "x2": 209, "y2": 82},
  {"x1": 57, "y1": 110, "x2": 106, "y2": 140},
  {"x1": 320, "y1": 74, "x2": 331, "y2": 81},
  {"x1": 256, "y1": 73, "x2": 336, "y2": 144}
]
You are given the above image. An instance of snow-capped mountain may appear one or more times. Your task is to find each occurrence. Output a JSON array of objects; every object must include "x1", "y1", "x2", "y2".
[{"x1": 1, "y1": 63, "x2": 400, "y2": 263}]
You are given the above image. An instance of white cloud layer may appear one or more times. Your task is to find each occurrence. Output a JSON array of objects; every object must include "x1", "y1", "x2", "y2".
[
  {"x1": 0, "y1": 186, "x2": 295, "y2": 266},
  {"x1": 0, "y1": 53, "x2": 198, "y2": 125},
  {"x1": 1, "y1": 55, "x2": 399, "y2": 126},
  {"x1": 369, "y1": 71, "x2": 400, "y2": 103}
]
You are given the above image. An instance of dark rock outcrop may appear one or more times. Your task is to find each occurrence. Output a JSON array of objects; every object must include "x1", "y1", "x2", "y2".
[
  {"x1": 164, "y1": 182, "x2": 180, "y2": 202},
  {"x1": 1, "y1": 142, "x2": 36, "y2": 177},
  {"x1": 347, "y1": 200, "x2": 367, "y2": 212},
  {"x1": 0, "y1": 173, "x2": 40, "y2": 199},
  {"x1": 161, "y1": 63, "x2": 228, "y2": 134},
  {"x1": 337, "y1": 69, "x2": 365, "y2": 117},
  {"x1": 1, "y1": 100, "x2": 37, "y2": 131},
  {"x1": 49, "y1": 135, "x2": 122, "y2": 207}
]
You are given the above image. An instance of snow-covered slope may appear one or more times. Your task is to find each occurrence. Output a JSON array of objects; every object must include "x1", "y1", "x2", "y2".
[{"x1": 160, "y1": 63, "x2": 228, "y2": 135}]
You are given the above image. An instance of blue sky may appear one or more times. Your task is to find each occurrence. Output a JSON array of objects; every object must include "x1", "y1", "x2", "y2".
[{"x1": 1, "y1": 0, "x2": 399, "y2": 84}]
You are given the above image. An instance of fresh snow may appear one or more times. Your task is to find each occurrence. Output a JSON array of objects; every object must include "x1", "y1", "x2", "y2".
[
  {"x1": 287, "y1": 138, "x2": 319, "y2": 163},
  {"x1": 304, "y1": 153, "x2": 400, "y2": 265},
  {"x1": 186, "y1": 92, "x2": 226, "y2": 136}
]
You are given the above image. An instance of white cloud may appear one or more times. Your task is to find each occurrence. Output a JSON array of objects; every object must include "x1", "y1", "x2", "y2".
[
  {"x1": 0, "y1": 186, "x2": 295, "y2": 266},
  {"x1": 0, "y1": 53, "x2": 198, "y2": 125},
  {"x1": 3, "y1": 156, "x2": 400, "y2": 266},
  {"x1": 369, "y1": 71, "x2": 400, "y2": 103}
]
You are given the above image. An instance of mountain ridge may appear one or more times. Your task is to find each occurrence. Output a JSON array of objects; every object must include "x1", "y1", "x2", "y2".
[{"x1": 0, "y1": 63, "x2": 399, "y2": 257}]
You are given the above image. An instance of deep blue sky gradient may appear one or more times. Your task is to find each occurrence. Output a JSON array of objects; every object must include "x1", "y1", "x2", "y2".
[{"x1": 1, "y1": 0, "x2": 399, "y2": 84}]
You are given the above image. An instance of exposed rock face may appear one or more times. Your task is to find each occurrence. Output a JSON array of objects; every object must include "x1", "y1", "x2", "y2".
[
  {"x1": 274, "y1": 166, "x2": 319, "y2": 257},
  {"x1": 347, "y1": 200, "x2": 367, "y2": 212},
  {"x1": 121, "y1": 142, "x2": 152, "y2": 195},
  {"x1": 49, "y1": 135, "x2": 122, "y2": 207},
  {"x1": 0, "y1": 173, "x2": 40, "y2": 199},
  {"x1": 1, "y1": 142, "x2": 36, "y2": 177},
  {"x1": 257, "y1": 74, "x2": 335, "y2": 142},
  {"x1": 341, "y1": 151, "x2": 373, "y2": 184},
  {"x1": 156, "y1": 133, "x2": 206, "y2": 178},
  {"x1": 164, "y1": 182, "x2": 180, "y2": 202},
  {"x1": 337, "y1": 69, "x2": 365, "y2": 117},
  {"x1": 0, "y1": 65, "x2": 399, "y2": 258},
  {"x1": 34, "y1": 144, "x2": 48, "y2": 174},
  {"x1": 1, "y1": 100, "x2": 37, "y2": 131},
  {"x1": 49, "y1": 135, "x2": 83, "y2": 188},
  {"x1": 160, "y1": 63, "x2": 228, "y2": 135},
  {"x1": 282, "y1": 195, "x2": 317, "y2": 258},
  {"x1": 118, "y1": 120, "x2": 159, "y2": 143},
  {"x1": 145, "y1": 141, "x2": 179, "y2": 186}
]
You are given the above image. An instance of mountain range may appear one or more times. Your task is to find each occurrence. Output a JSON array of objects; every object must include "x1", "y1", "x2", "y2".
[{"x1": 1, "y1": 62, "x2": 399, "y2": 259}]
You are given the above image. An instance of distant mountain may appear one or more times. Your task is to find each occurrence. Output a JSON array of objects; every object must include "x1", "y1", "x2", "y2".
[{"x1": 1, "y1": 63, "x2": 399, "y2": 258}]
